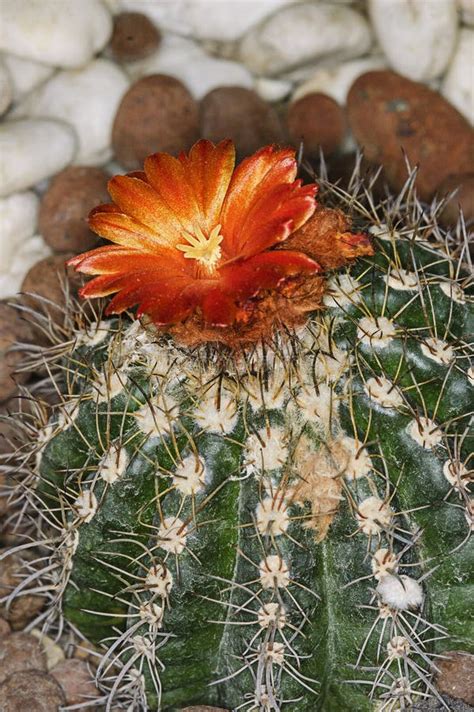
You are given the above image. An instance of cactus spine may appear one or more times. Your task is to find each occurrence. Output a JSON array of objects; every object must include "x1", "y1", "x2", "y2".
[{"x1": 2, "y1": 174, "x2": 473, "y2": 712}]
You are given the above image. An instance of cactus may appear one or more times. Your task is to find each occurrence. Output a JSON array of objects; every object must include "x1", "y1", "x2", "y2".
[{"x1": 1, "y1": 142, "x2": 473, "y2": 712}]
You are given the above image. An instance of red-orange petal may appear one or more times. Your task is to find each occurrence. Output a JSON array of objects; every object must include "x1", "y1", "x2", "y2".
[{"x1": 89, "y1": 211, "x2": 173, "y2": 254}]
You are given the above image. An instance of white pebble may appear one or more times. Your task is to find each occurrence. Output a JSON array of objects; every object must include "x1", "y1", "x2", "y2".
[
  {"x1": 0, "y1": 57, "x2": 12, "y2": 116},
  {"x1": 292, "y1": 56, "x2": 387, "y2": 105},
  {"x1": 0, "y1": 191, "x2": 39, "y2": 269},
  {"x1": 368, "y1": 0, "x2": 458, "y2": 81},
  {"x1": 0, "y1": 233, "x2": 51, "y2": 300},
  {"x1": 441, "y1": 28, "x2": 474, "y2": 124},
  {"x1": 14, "y1": 59, "x2": 129, "y2": 166},
  {"x1": 0, "y1": 118, "x2": 76, "y2": 197},
  {"x1": 377, "y1": 574, "x2": 424, "y2": 611},
  {"x1": 2, "y1": 54, "x2": 54, "y2": 102},
  {"x1": 0, "y1": 0, "x2": 112, "y2": 68},
  {"x1": 239, "y1": 3, "x2": 372, "y2": 76},
  {"x1": 254, "y1": 76, "x2": 293, "y2": 102},
  {"x1": 458, "y1": 0, "x2": 474, "y2": 25}
]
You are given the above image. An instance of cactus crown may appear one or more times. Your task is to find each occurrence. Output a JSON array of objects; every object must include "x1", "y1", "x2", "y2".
[{"x1": 1, "y1": 157, "x2": 473, "y2": 712}]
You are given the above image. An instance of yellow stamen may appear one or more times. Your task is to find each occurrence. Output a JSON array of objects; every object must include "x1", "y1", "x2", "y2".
[{"x1": 176, "y1": 224, "x2": 224, "y2": 270}]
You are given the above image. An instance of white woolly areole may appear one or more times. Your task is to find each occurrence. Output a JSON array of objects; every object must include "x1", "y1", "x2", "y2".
[
  {"x1": 78, "y1": 320, "x2": 110, "y2": 347},
  {"x1": 295, "y1": 382, "x2": 338, "y2": 427},
  {"x1": 172, "y1": 454, "x2": 206, "y2": 496},
  {"x1": 131, "y1": 635, "x2": 154, "y2": 658},
  {"x1": 340, "y1": 436, "x2": 373, "y2": 479},
  {"x1": 158, "y1": 517, "x2": 188, "y2": 555},
  {"x1": 371, "y1": 548, "x2": 398, "y2": 580},
  {"x1": 57, "y1": 400, "x2": 80, "y2": 429},
  {"x1": 257, "y1": 602, "x2": 286, "y2": 629},
  {"x1": 385, "y1": 268, "x2": 419, "y2": 291},
  {"x1": 262, "y1": 641, "x2": 285, "y2": 665},
  {"x1": 420, "y1": 337, "x2": 454, "y2": 365},
  {"x1": 323, "y1": 273, "x2": 362, "y2": 308},
  {"x1": 99, "y1": 445, "x2": 128, "y2": 484},
  {"x1": 466, "y1": 498, "x2": 474, "y2": 531},
  {"x1": 357, "y1": 315, "x2": 397, "y2": 348},
  {"x1": 377, "y1": 574, "x2": 424, "y2": 611},
  {"x1": 443, "y1": 460, "x2": 470, "y2": 491},
  {"x1": 407, "y1": 416, "x2": 443, "y2": 449},
  {"x1": 74, "y1": 490, "x2": 98, "y2": 523},
  {"x1": 439, "y1": 281, "x2": 466, "y2": 304},
  {"x1": 369, "y1": 223, "x2": 401, "y2": 242},
  {"x1": 61, "y1": 529, "x2": 79, "y2": 572},
  {"x1": 364, "y1": 376, "x2": 404, "y2": 409},
  {"x1": 246, "y1": 361, "x2": 289, "y2": 411},
  {"x1": 468, "y1": 366, "x2": 474, "y2": 386},
  {"x1": 35, "y1": 423, "x2": 55, "y2": 472},
  {"x1": 134, "y1": 395, "x2": 178, "y2": 437},
  {"x1": 94, "y1": 370, "x2": 124, "y2": 403},
  {"x1": 139, "y1": 602, "x2": 164, "y2": 627},
  {"x1": 193, "y1": 387, "x2": 238, "y2": 434},
  {"x1": 259, "y1": 555, "x2": 290, "y2": 589},
  {"x1": 314, "y1": 344, "x2": 351, "y2": 383},
  {"x1": 256, "y1": 496, "x2": 289, "y2": 536},
  {"x1": 387, "y1": 636, "x2": 410, "y2": 660},
  {"x1": 245, "y1": 426, "x2": 288, "y2": 475},
  {"x1": 145, "y1": 564, "x2": 173, "y2": 598},
  {"x1": 356, "y1": 496, "x2": 393, "y2": 535}
]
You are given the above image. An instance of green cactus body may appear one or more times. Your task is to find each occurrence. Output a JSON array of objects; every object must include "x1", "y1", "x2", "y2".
[{"x1": 7, "y1": 193, "x2": 473, "y2": 711}]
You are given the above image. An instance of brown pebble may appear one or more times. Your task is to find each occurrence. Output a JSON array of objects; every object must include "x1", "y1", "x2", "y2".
[
  {"x1": 200, "y1": 86, "x2": 284, "y2": 160},
  {"x1": 287, "y1": 93, "x2": 346, "y2": 157},
  {"x1": 20, "y1": 253, "x2": 81, "y2": 318},
  {"x1": 109, "y1": 12, "x2": 161, "y2": 62},
  {"x1": 0, "y1": 551, "x2": 46, "y2": 629},
  {"x1": 0, "y1": 632, "x2": 47, "y2": 684},
  {"x1": 0, "y1": 618, "x2": 10, "y2": 637},
  {"x1": 0, "y1": 670, "x2": 65, "y2": 711},
  {"x1": 436, "y1": 651, "x2": 474, "y2": 705},
  {"x1": 112, "y1": 74, "x2": 199, "y2": 169},
  {"x1": 347, "y1": 70, "x2": 474, "y2": 200},
  {"x1": 0, "y1": 302, "x2": 34, "y2": 403},
  {"x1": 38, "y1": 167, "x2": 109, "y2": 253},
  {"x1": 51, "y1": 659, "x2": 100, "y2": 705},
  {"x1": 437, "y1": 173, "x2": 474, "y2": 227}
]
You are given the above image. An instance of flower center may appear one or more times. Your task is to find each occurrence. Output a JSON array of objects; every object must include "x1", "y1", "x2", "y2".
[{"x1": 176, "y1": 224, "x2": 223, "y2": 270}]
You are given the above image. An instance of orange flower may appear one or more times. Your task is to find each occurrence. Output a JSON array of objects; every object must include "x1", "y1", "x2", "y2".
[{"x1": 68, "y1": 139, "x2": 320, "y2": 329}]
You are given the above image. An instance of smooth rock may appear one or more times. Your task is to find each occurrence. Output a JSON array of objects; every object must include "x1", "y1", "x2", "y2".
[
  {"x1": 435, "y1": 651, "x2": 474, "y2": 705},
  {"x1": 118, "y1": 0, "x2": 296, "y2": 41},
  {"x1": 287, "y1": 93, "x2": 346, "y2": 157},
  {"x1": 125, "y1": 33, "x2": 253, "y2": 99},
  {"x1": 458, "y1": 0, "x2": 474, "y2": 24},
  {"x1": 0, "y1": 58, "x2": 12, "y2": 116},
  {"x1": 14, "y1": 59, "x2": 129, "y2": 166},
  {"x1": 239, "y1": 3, "x2": 372, "y2": 76},
  {"x1": 2, "y1": 54, "x2": 54, "y2": 102},
  {"x1": 0, "y1": 119, "x2": 77, "y2": 198},
  {"x1": 109, "y1": 11, "x2": 161, "y2": 62},
  {"x1": 21, "y1": 253, "x2": 80, "y2": 317},
  {"x1": 200, "y1": 86, "x2": 284, "y2": 159},
  {"x1": 438, "y1": 173, "x2": 474, "y2": 226},
  {"x1": 0, "y1": 0, "x2": 112, "y2": 68},
  {"x1": 39, "y1": 167, "x2": 109, "y2": 253},
  {"x1": 347, "y1": 71, "x2": 474, "y2": 200},
  {"x1": 441, "y1": 29, "x2": 474, "y2": 124},
  {"x1": 51, "y1": 659, "x2": 100, "y2": 705},
  {"x1": 0, "y1": 551, "x2": 45, "y2": 628},
  {"x1": 0, "y1": 633, "x2": 47, "y2": 684},
  {"x1": 0, "y1": 192, "x2": 39, "y2": 271},
  {"x1": 292, "y1": 56, "x2": 387, "y2": 105},
  {"x1": 0, "y1": 670, "x2": 65, "y2": 712},
  {"x1": 368, "y1": 0, "x2": 458, "y2": 81},
  {"x1": 0, "y1": 618, "x2": 10, "y2": 637},
  {"x1": 254, "y1": 77, "x2": 293, "y2": 102},
  {"x1": 0, "y1": 235, "x2": 51, "y2": 301},
  {"x1": 0, "y1": 303, "x2": 34, "y2": 401},
  {"x1": 30, "y1": 631, "x2": 65, "y2": 671},
  {"x1": 112, "y1": 74, "x2": 199, "y2": 169}
]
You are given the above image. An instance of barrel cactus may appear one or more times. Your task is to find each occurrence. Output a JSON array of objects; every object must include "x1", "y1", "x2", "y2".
[{"x1": 2, "y1": 140, "x2": 472, "y2": 712}]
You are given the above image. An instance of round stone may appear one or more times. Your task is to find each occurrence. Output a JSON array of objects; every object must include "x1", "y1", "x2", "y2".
[
  {"x1": 112, "y1": 74, "x2": 199, "y2": 169},
  {"x1": 50, "y1": 659, "x2": 100, "y2": 706},
  {"x1": 20, "y1": 254, "x2": 81, "y2": 316},
  {"x1": 287, "y1": 93, "x2": 346, "y2": 157},
  {"x1": 0, "y1": 552, "x2": 45, "y2": 629},
  {"x1": 435, "y1": 651, "x2": 474, "y2": 705},
  {"x1": 438, "y1": 173, "x2": 474, "y2": 228},
  {"x1": 200, "y1": 86, "x2": 284, "y2": 160},
  {"x1": 0, "y1": 633, "x2": 47, "y2": 684},
  {"x1": 0, "y1": 302, "x2": 34, "y2": 402},
  {"x1": 0, "y1": 670, "x2": 65, "y2": 711},
  {"x1": 347, "y1": 71, "x2": 474, "y2": 200},
  {"x1": 39, "y1": 167, "x2": 109, "y2": 253},
  {"x1": 109, "y1": 12, "x2": 161, "y2": 62}
]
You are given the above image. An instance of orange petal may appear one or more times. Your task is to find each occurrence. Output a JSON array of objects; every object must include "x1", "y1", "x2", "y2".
[
  {"x1": 70, "y1": 247, "x2": 187, "y2": 277},
  {"x1": 201, "y1": 289, "x2": 237, "y2": 327},
  {"x1": 89, "y1": 210, "x2": 174, "y2": 253}
]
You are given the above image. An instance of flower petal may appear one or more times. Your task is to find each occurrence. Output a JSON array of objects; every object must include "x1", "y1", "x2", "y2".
[{"x1": 89, "y1": 210, "x2": 174, "y2": 253}]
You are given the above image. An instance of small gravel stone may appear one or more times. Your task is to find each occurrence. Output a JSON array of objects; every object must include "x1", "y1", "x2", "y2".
[
  {"x1": 347, "y1": 70, "x2": 474, "y2": 200},
  {"x1": 435, "y1": 651, "x2": 474, "y2": 705},
  {"x1": 0, "y1": 58, "x2": 12, "y2": 117},
  {"x1": 441, "y1": 28, "x2": 474, "y2": 124},
  {"x1": 0, "y1": 618, "x2": 10, "y2": 637},
  {"x1": 287, "y1": 93, "x2": 346, "y2": 157},
  {"x1": 0, "y1": 670, "x2": 65, "y2": 712},
  {"x1": 0, "y1": 633, "x2": 47, "y2": 684},
  {"x1": 438, "y1": 173, "x2": 474, "y2": 227},
  {"x1": 0, "y1": 551, "x2": 46, "y2": 629},
  {"x1": 20, "y1": 254, "x2": 81, "y2": 317},
  {"x1": 112, "y1": 74, "x2": 199, "y2": 169},
  {"x1": 0, "y1": 302, "x2": 34, "y2": 402},
  {"x1": 109, "y1": 12, "x2": 161, "y2": 61},
  {"x1": 39, "y1": 167, "x2": 109, "y2": 253},
  {"x1": 1, "y1": 55, "x2": 54, "y2": 103},
  {"x1": 51, "y1": 659, "x2": 100, "y2": 705},
  {"x1": 0, "y1": 235, "x2": 51, "y2": 301},
  {"x1": 200, "y1": 86, "x2": 284, "y2": 159},
  {"x1": 0, "y1": 191, "x2": 39, "y2": 273},
  {"x1": 0, "y1": 119, "x2": 77, "y2": 198}
]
